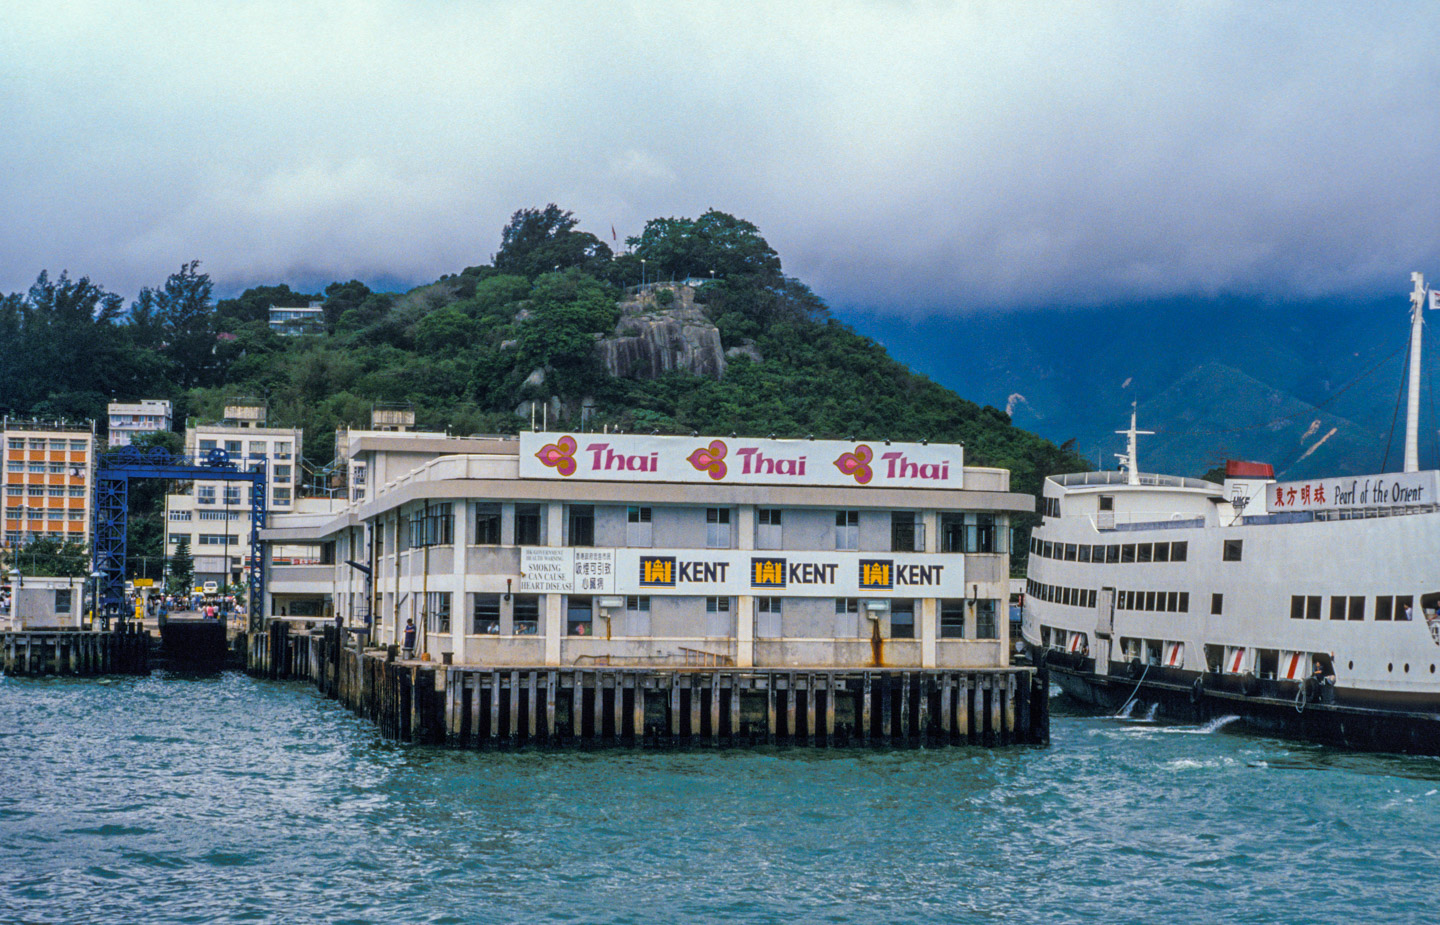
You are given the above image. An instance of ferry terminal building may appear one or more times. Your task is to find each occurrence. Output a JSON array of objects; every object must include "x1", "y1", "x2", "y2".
[{"x1": 261, "y1": 432, "x2": 1033, "y2": 671}]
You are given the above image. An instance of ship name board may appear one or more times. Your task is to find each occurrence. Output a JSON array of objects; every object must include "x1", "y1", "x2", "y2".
[
  {"x1": 519, "y1": 432, "x2": 964, "y2": 489},
  {"x1": 1268, "y1": 470, "x2": 1440, "y2": 512}
]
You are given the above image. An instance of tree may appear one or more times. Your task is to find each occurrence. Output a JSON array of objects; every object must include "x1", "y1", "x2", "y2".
[
  {"x1": 493, "y1": 205, "x2": 613, "y2": 279},
  {"x1": 10, "y1": 537, "x2": 89, "y2": 578},
  {"x1": 626, "y1": 210, "x2": 782, "y2": 283},
  {"x1": 168, "y1": 536, "x2": 194, "y2": 596},
  {"x1": 148, "y1": 261, "x2": 218, "y2": 388}
]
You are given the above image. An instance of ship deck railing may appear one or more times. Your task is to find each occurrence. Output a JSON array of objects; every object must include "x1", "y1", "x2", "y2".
[{"x1": 1049, "y1": 471, "x2": 1217, "y2": 490}]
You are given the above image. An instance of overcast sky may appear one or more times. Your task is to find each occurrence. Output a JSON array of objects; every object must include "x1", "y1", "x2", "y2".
[{"x1": 2, "y1": 1, "x2": 1437, "y2": 314}]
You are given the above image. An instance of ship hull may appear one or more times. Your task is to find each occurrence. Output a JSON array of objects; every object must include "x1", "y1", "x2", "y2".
[{"x1": 1042, "y1": 650, "x2": 1440, "y2": 754}]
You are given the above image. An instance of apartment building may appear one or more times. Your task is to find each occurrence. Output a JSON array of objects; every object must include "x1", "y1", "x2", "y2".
[
  {"x1": 2, "y1": 418, "x2": 94, "y2": 550},
  {"x1": 164, "y1": 404, "x2": 301, "y2": 587},
  {"x1": 106, "y1": 400, "x2": 173, "y2": 448}
]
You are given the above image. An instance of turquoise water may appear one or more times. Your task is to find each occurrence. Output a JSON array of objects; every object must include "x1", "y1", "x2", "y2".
[{"x1": 2, "y1": 672, "x2": 1438, "y2": 925}]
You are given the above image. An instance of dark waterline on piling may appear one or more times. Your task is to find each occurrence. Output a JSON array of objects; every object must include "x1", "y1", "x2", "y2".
[{"x1": 3, "y1": 672, "x2": 1439, "y2": 925}]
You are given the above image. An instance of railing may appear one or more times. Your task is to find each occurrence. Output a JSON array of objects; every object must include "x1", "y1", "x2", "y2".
[
  {"x1": 679, "y1": 647, "x2": 734, "y2": 667},
  {"x1": 1050, "y1": 471, "x2": 1217, "y2": 490}
]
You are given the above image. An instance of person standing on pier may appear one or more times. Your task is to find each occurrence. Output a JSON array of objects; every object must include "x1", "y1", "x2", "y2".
[{"x1": 403, "y1": 618, "x2": 416, "y2": 658}]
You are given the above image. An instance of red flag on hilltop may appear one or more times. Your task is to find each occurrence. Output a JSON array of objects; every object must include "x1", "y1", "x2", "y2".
[{"x1": 611, "y1": 224, "x2": 617, "y2": 241}]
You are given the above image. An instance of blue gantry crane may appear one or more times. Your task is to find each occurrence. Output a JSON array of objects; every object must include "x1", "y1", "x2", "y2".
[{"x1": 91, "y1": 445, "x2": 267, "y2": 626}]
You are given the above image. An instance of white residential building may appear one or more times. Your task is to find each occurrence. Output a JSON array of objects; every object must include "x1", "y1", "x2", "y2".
[{"x1": 107, "y1": 400, "x2": 173, "y2": 448}]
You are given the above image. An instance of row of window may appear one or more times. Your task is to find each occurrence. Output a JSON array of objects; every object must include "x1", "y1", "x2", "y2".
[
  {"x1": 453, "y1": 594, "x2": 998, "y2": 639},
  {"x1": 5, "y1": 439, "x2": 89, "y2": 451},
  {"x1": 1288, "y1": 594, "x2": 1430, "y2": 622},
  {"x1": 1030, "y1": 537, "x2": 1190, "y2": 564},
  {"x1": 4, "y1": 530, "x2": 85, "y2": 544},
  {"x1": 11, "y1": 463, "x2": 85, "y2": 475},
  {"x1": 402, "y1": 503, "x2": 1002, "y2": 553},
  {"x1": 168, "y1": 533, "x2": 241, "y2": 546},
  {"x1": 3, "y1": 509, "x2": 85, "y2": 521},
  {"x1": 195, "y1": 485, "x2": 291, "y2": 506},
  {"x1": 5, "y1": 486, "x2": 86, "y2": 497},
  {"x1": 197, "y1": 439, "x2": 293, "y2": 459},
  {"x1": 1027, "y1": 579, "x2": 1099, "y2": 610}
]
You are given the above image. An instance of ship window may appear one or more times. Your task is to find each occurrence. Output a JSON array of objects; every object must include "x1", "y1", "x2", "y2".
[
  {"x1": 1397, "y1": 595, "x2": 1415, "y2": 621},
  {"x1": 1349, "y1": 596, "x2": 1365, "y2": 621},
  {"x1": 1179, "y1": 592, "x2": 1190, "y2": 612},
  {"x1": 1064, "y1": 543, "x2": 1077, "y2": 561},
  {"x1": 1290, "y1": 595, "x2": 1305, "y2": 620},
  {"x1": 1137, "y1": 543, "x2": 1153, "y2": 563},
  {"x1": 1078, "y1": 545, "x2": 1091, "y2": 563},
  {"x1": 1145, "y1": 590, "x2": 1158, "y2": 611},
  {"x1": 1063, "y1": 587, "x2": 1073, "y2": 606},
  {"x1": 1042, "y1": 540, "x2": 1054, "y2": 559},
  {"x1": 1306, "y1": 596, "x2": 1321, "y2": 620},
  {"x1": 1099, "y1": 496, "x2": 1114, "y2": 511},
  {"x1": 1172, "y1": 541, "x2": 1188, "y2": 562},
  {"x1": 1105, "y1": 545, "x2": 1120, "y2": 564},
  {"x1": 1090, "y1": 589, "x2": 1099, "y2": 608},
  {"x1": 1122, "y1": 544, "x2": 1136, "y2": 563},
  {"x1": 1167, "y1": 591, "x2": 1179, "y2": 612},
  {"x1": 1223, "y1": 539, "x2": 1243, "y2": 561},
  {"x1": 1211, "y1": 593, "x2": 1223, "y2": 615},
  {"x1": 1153, "y1": 542, "x2": 1170, "y2": 563},
  {"x1": 1376, "y1": 595, "x2": 1393, "y2": 621},
  {"x1": 1330, "y1": 596, "x2": 1347, "y2": 621}
]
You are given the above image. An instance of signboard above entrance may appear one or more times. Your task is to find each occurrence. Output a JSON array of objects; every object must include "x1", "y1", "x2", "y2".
[{"x1": 519, "y1": 433, "x2": 964, "y2": 490}]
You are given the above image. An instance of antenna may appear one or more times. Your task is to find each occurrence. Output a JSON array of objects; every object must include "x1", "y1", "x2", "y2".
[{"x1": 1114, "y1": 401, "x2": 1154, "y2": 486}]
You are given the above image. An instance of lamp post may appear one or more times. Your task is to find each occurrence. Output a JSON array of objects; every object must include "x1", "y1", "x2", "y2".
[
  {"x1": 6, "y1": 568, "x2": 19, "y2": 628},
  {"x1": 641, "y1": 258, "x2": 646, "y2": 288}
]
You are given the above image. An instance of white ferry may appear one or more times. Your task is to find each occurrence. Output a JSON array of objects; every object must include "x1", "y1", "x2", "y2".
[{"x1": 1022, "y1": 273, "x2": 1440, "y2": 752}]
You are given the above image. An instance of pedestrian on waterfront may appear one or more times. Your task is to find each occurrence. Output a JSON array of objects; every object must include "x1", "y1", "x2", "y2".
[{"x1": 403, "y1": 618, "x2": 417, "y2": 658}]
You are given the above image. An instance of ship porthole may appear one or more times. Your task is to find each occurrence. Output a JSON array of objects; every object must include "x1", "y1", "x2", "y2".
[
  {"x1": 1431, "y1": 665, "x2": 1436, "y2": 674},
  {"x1": 1348, "y1": 660, "x2": 1354, "y2": 670},
  {"x1": 1388, "y1": 663, "x2": 1394, "y2": 672},
  {"x1": 1405, "y1": 664, "x2": 1410, "y2": 673}
]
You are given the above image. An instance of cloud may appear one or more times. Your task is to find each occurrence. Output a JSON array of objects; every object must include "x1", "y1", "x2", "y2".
[{"x1": 1, "y1": 1, "x2": 1437, "y2": 312}]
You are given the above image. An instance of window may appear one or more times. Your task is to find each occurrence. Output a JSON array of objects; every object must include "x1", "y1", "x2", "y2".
[
  {"x1": 1376, "y1": 595, "x2": 1394, "y2": 621},
  {"x1": 515, "y1": 504, "x2": 544, "y2": 545},
  {"x1": 68, "y1": 487, "x2": 83, "y2": 498},
  {"x1": 626, "y1": 506, "x2": 652, "y2": 547},
  {"x1": 224, "y1": 485, "x2": 241, "y2": 506},
  {"x1": 1349, "y1": 595, "x2": 1365, "y2": 621},
  {"x1": 754, "y1": 596, "x2": 779, "y2": 638},
  {"x1": 625, "y1": 595, "x2": 651, "y2": 635},
  {"x1": 1078, "y1": 544, "x2": 1092, "y2": 563},
  {"x1": 940, "y1": 599, "x2": 966, "y2": 638},
  {"x1": 199, "y1": 439, "x2": 218, "y2": 453},
  {"x1": 756, "y1": 508, "x2": 782, "y2": 549},
  {"x1": 567, "y1": 596, "x2": 593, "y2": 635},
  {"x1": 6, "y1": 439, "x2": 22, "y2": 450},
  {"x1": 47, "y1": 487, "x2": 63, "y2": 497},
  {"x1": 248, "y1": 440, "x2": 267, "y2": 458},
  {"x1": 834, "y1": 598, "x2": 859, "y2": 636},
  {"x1": 4, "y1": 487, "x2": 19, "y2": 496},
  {"x1": 706, "y1": 596, "x2": 731, "y2": 612},
  {"x1": 473, "y1": 594, "x2": 501, "y2": 634},
  {"x1": 168, "y1": 533, "x2": 187, "y2": 545},
  {"x1": 1137, "y1": 543, "x2": 1152, "y2": 564},
  {"x1": 197, "y1": 485, "x2": 215, "y2": 505},
  {"x1": 1306, "y1": 596, "x2": 1321, "y2": 620},
  {"x1": 890, "y1": 600, "x2": 915, "y2": 638},
  {"x1": 1212, "y1": 593, "x2": 1223, "y2": 615},
  {"x1": 891, "y1": 512, "x2": 923, "y2": 552},
  {"x1": 27, "y1": 486, "x2": 43, "y2": 497},
  {"x1": 225, "y1": 440, "x2": 241, "y2": 454},
  {"x1": 1153, "y1": 542, "x2": 1170, "y2": 563},
  {"x1": 1099, "y1": 496, "x2": 1114, "y2": 511},
  {"x1": 1121, "y1": 544, "x2": 1136, "y2": 563},
  {"x1": 836, "y1": 597, "x2": 858, "y2": 614},
  {"x1": 567, "y1": 505, "x2": 594, "y2": 546},
  {"x1": 272, "y1": 487, "x2": 292, "y2": 505},
  {"x1": 48, "y1": 439, "x2": 66, "y2": 451},
  {"x1": 1223, "y1": 539, "x2": 1243, "y2": 561},
  {"x1": 1398, "y1": 595, "x2": 1415, "y2": 621},
  {"x1": 1171, "y1": 541, "x2": 1187, "y2": 562},
  {"x1": 198, "y1": 534, "x2": 236, "y2": 546},
  {"x1": 54, "y1": 589, "x2": 72, "y2": 614},
  {"x1": 706, "y1": 508, "x2": 731, "y2": 548},
  {"x1": 274, "y1": 441, "x2": 292, "y2": 459},
  {"x1": 474, "y1": 503, "x2": 502, "y2": 545},
  {"x1": 1330, "y1": 596, "x2": 1347, "y2": 621},
  {"x1": 1064, "y1": 543, "x2": 1077, "y2": 562},
  {"x1": 273, "y1": 465, "x2": 292, "y2": 482},
  {"x1": 835, "y1": 510, "x2": 859, "y2": 550},
  {"x1": 513, "y1": 595, "x2": 540, "y2": 635},
  {"x1": 975, "y1": 599, "x2": 999, "y2": 638},
  {"x1": 426, "y1": 591, "x2": 451, "y2": 633}
]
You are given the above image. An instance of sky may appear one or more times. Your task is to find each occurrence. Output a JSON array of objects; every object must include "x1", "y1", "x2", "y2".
[{"x1": 2, "y1": 1, "x2": 1438, "y2": 314}]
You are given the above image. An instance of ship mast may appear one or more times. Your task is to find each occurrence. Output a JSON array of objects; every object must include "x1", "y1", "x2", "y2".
[
  {"x1": 1404, "y1": 272, "x2": 1430, "y2": 473},
  {"x1": 1115, "y1": 402, "x2": 1153, "y2": 486}
]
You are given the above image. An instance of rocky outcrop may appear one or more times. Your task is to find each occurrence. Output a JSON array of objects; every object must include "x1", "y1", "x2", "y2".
[{"x1": 597, "y1": 286, "x2": 727, "y2": 380}]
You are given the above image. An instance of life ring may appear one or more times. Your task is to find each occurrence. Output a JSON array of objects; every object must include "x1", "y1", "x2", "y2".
[
  {"x1": 1127, "y1": 658, "x2": 1143, "y2": 679},
  {"x1": 1294, "y1": 681, "x2": 1309, "y2": 714},
  {"x1": 1190, "y1": 677, "x2": 1204, "y2": 704},
  {"x1": 1240, "y1": 671, "x2": 1260, "y2": 697}
]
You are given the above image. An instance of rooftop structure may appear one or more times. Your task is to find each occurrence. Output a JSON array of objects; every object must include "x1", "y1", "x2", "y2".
[{"x1": 269, "y1": 303, "x2": 325, "y2": 337}]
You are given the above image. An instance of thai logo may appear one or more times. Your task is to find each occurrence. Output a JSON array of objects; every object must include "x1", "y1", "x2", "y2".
[
  {"x1": 687, "y1": 439, "x2": 728, "y2": 480},
  {"x1": 833, "y1": 444, "x2": 874, "y2": 485},
  {"x1": 534, "y1": 435, "x2": 578, "y2": 476}
]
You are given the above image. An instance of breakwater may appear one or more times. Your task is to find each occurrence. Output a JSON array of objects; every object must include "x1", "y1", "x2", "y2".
[
  {"x1": 0, "y1": 625, "x2": 150, "y2": 676},
  {"x1": 248, "y1": 622, "x2": 1048, "y2": 747}
]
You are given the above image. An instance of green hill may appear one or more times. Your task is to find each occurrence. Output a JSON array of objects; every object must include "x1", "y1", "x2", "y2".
[{"x1": 1, "y1": 206, "x2": 1089, "y2": 570}]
